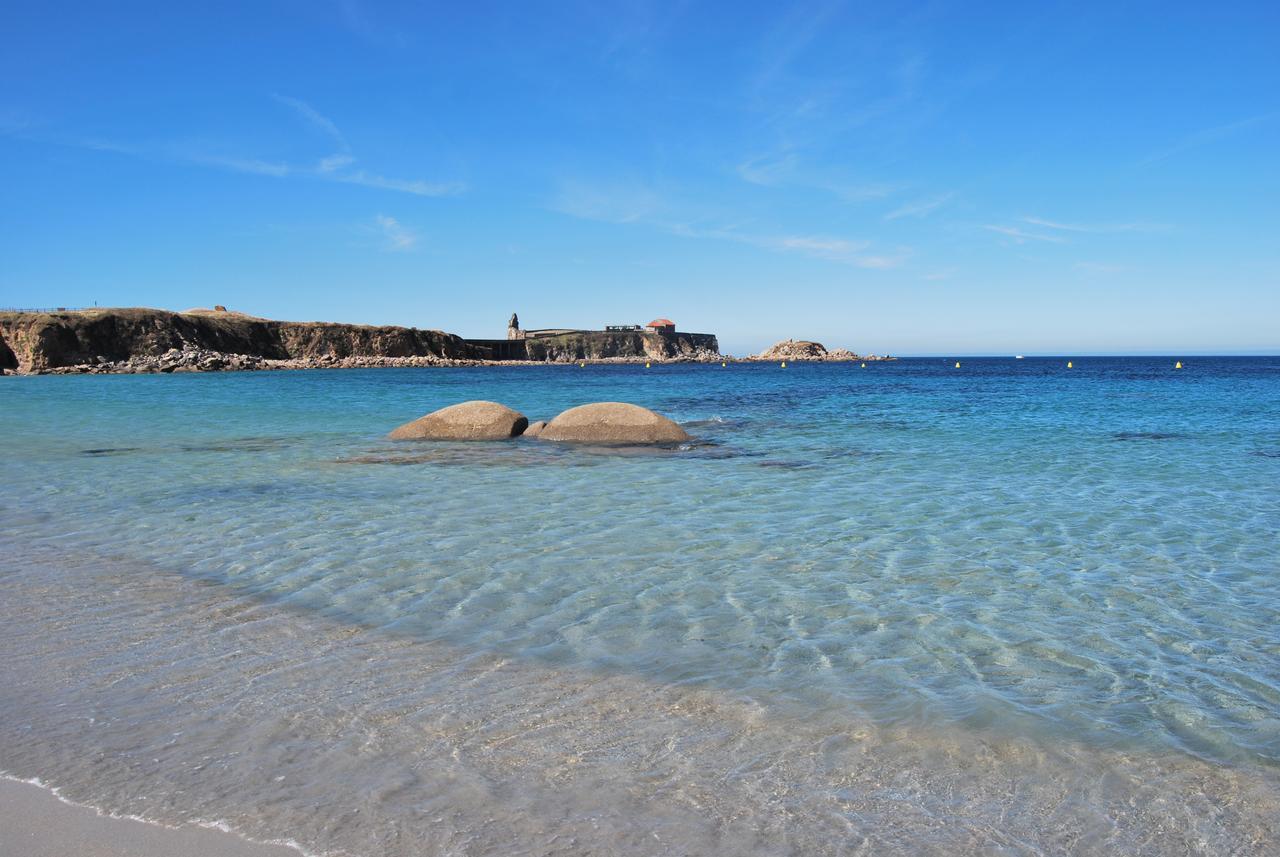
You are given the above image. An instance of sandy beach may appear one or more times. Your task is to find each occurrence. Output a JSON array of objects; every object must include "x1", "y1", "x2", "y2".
[{"x1": 0, "y1": 778, "x2": 303, "y2": 857}]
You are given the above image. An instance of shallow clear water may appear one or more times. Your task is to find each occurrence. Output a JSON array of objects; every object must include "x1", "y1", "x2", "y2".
[{"x1": 2, "y1": 358, "x2": 1279, "y2": 854}]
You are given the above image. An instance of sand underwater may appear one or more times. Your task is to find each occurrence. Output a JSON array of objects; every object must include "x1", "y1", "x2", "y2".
[{"x1": 2, "y1": 358, "x2": 1278, "y2": 855}]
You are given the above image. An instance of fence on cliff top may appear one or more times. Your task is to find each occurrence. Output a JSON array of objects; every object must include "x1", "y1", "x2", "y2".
[{"x1": 0, "y1": 307, "x2": 87, "y2": 313}]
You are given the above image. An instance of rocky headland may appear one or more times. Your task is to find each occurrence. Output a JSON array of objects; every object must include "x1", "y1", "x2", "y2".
[
  {"x1": 0, "y1": 307, "x2": 481, "y2": 375},
  {"x1": 0, "y1": 307, "x2": 729, "y2": 375}
]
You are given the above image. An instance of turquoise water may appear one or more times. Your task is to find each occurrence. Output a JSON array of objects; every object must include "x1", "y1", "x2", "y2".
[{"x1": 3, "y1": 358, "x2": 1279, "y2": 854}]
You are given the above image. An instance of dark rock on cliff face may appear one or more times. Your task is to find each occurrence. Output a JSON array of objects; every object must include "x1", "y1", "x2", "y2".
[
  {"x1": 0, "y1": 308, "x2": 480, "y2": 373},
  {"x1": 520, "y1": 331, "x2": 720, "y2": 362},
  {"x1": 0, "y1": 332, "x2": 16, "y2": 372}
]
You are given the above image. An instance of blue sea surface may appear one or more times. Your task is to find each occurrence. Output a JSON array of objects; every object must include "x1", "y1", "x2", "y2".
[{"x1": 2, "y1": 357, "x2": 1279, "y2": 854}]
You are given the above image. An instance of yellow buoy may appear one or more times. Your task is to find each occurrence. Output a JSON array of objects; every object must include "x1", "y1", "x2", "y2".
[
  {"x1": 955, "y1": 361, "x2": 961, "y2": 368},
  {"x1": 645, "y1": 361, "x2": 650, "y2": 368},
  {"x1": 721, "y1": 361, "x2": 726, "y2": 367},
  {"x1": 1175, "y1": 361, "x2": 1183, "y2": 369},
  {"x1": 1067, "y1": 361, "x2": 1073, "y2": 368},
  {"x1": 861, "y1": 362, "x2": 866, "y2": 368},
  {"x1": 579, "y1": 362, "x2": 585, "y2": 368},
  {"x1": 781, "y1": 361, "x2": 787, "y2": 368}
]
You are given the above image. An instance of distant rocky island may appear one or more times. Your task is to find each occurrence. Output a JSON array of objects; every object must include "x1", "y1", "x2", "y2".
[
  {"x1": 748, "y1": 338, "x2": 894, "y2": 362},
  {"x1": 0, "y1": 307, "x2": 889, "y2": 375}
]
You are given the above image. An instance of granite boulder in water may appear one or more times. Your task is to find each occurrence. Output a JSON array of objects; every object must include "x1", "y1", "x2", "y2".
[
  {"x1": 539, "y1": 402, "x2": 690, "y2": 444},
  {"x1": 522, "y1": 420, "x2": 548, "y2": 438},
  {"x1": 389, "y1": 401, "x2": 529, "y2": 440}
]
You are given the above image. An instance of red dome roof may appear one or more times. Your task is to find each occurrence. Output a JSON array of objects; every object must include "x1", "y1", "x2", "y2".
[{"x1": 646, "y1": 318, "x2": 675, "y2": 327}]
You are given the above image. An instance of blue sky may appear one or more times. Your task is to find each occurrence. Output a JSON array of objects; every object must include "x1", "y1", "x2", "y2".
[{"x1": 2, "y1": 1, "x2": 1277, "y2": 355}]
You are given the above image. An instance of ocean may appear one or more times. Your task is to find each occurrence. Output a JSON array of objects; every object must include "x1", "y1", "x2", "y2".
[{"x1": 2, "y1": 357, "x2": 1278, "y2": 855}]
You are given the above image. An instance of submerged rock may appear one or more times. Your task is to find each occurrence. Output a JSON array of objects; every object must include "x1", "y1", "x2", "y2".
[
  {"x1": 522, "y1": 420, "x2": 548, "y2": 438},
  {"x1": 389, "y1": 401, "x2": 529, "y2": 441},
  {"x1": 538, "y1": 402, "x2": 690, "y2": 444}
]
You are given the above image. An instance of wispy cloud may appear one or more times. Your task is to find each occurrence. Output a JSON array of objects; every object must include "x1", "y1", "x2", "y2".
[
  {"x1": 736, "y1": 152, "x2": 799, "y2": 187},
  {"x1": 1142, "y1": 113, "x2": 1275, "y2": 165},
  {"x1": 374, "y1": 214, "x2": 417, "y2": 251},
  {"x1": 982, "y1": 224, "x2": 1066, "y2": 244},
  {"x1": 1074, "y1": 261, "x2": 1132, "y2": 274},
  {"x1": 552, "y1": 178, "x2": 905, "y2": 268},
  {"x1": 884, "y1": 192, "x2": 953, "y2": 221},
  {"x1": 333, "y1": 0, "x2": 409, "y2": 48},
  {"x1": 708, "y1": 228, "x2": 902, "y2": 267},
  {"x1": 187, "y1": 153, "x2": 292, "y2": 177},
  {"x1": 1021, "y1": 216, "x2": 1165, "y2": 234},
  {"x1": 4, "y1": 96, "x2": 461, "y2": 198},
  {"x1": 339, "y1": 170, "x2": 465, "y2": 197},
  {"x1": 273, "y1": 94, "x2": 350, "y2": 153},
  {"x1": 735, "y1": 151, "x2": 897, "y2": 201},
  {"x1": 551, "y1": 179, "x2": 664, "y2": 224},
  {"x1": 854, "y1": 250, "x2": 912, "y2": 269},
  {"x1": 773, "y1": 235, "x2": 868, "y2": 256},
  {"x1": 984, "y1": 215, "x2": 1167, "y2": 244},
  {"x1": 751, "y1": 1, "x2": 847, "y2": 93}
]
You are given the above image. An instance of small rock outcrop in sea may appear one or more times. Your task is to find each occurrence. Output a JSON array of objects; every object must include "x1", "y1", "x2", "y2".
[
  {"x1": 522, "y1": 420, "x2": 548, "y2": 438},
  {"x1": 753, "y1": 339, "x2": 834, "y2": 361},
  {"x1": 538, "y1": 402, "x2": 690, "y2": 444},
  {"x1": 750, "y1": 339, "x2": 887, "y2": 362},
  {"x1": 389, "y1": 401, "x2": 529, "y2": 441}
]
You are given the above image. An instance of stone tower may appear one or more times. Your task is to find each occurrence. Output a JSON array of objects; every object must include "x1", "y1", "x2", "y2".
[{"x1": 507, "y1": 312, "x2": 524, "y2": 341}]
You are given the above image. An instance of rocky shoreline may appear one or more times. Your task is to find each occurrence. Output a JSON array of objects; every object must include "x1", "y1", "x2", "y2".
[{"x1": 6, "y1": 347, "x2": 896, "y2": 375}]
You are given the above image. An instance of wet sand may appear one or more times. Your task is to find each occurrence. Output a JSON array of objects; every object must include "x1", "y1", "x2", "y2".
[{"x1": 0, "y1": 779, "x2": 303, "y2": 857}]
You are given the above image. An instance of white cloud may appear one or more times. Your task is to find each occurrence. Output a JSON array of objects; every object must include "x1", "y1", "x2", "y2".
[
  {"x1": 187, "y1": 153, "x2": 291, "y2": 177},
  {"x1": 1022, "y1": 216, "x2": 1165, "y2": 234},
  {"x1": 273, "y1": 94, "x2": 351, "y2": 152},
  {"x1": 853, "y1": 251, "x2": 911, "y2": 269},
  {"x1": 20, "y1": 96, "x2": 462, "y2": 199},
  {"x1": 1074, "y1": 261, "x2": 1132, "y2": 274},
  {"x1": 775, "y1": 235, "x2": 869, "y2": 256},
  {"x1": 982, "y1": 224, "x2": 1066, "y2": 244},
  {"x1": 317, "y1": 153, "x2": 356, "y2": 173},
  {"x1": 1142, "y1": 112, "x2": 1275, "y2": 165},
  {"x1": 735, "y1": 151, "x2": 897, "y2": 201},
  {"x1": 552, "y1": 179, "x2": 906, "y2": 269},
  {"x1": 375, "y1": 214, "x2": 417, "y2": 251},
  {"x1": 340, "y1": 171, "x2": 464, "y2": 197},
  {"x1": 884, "y1": 193, "x2": 953, "y2": 221},
  {"x1": 736, "y1": 152, "x2": 798, "y2": 187},
  {"x1": 551, "y1": 180, "x2": 664, "y2": 223}
]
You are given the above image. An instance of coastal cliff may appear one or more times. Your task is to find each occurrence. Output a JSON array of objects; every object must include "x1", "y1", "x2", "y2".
[
  {"x1": 519, "y1": 330, "x2": 720, "y2": 362},
  {"x1": 0, "y1": 308, "x2": 478, "y2": 374}
]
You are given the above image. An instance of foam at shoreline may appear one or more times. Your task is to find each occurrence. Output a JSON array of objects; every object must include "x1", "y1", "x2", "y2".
[{"x1": 0, "y1": 777, "x2": 311, "y2": 857}]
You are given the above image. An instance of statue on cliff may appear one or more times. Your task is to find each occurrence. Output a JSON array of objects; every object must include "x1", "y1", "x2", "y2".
[{"x1": 507, "y1": 312, "x2": 524, "y2": 341}]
